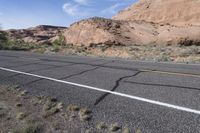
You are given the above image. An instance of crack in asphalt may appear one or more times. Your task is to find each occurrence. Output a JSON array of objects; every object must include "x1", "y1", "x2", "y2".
[
  {"x1": 59, "y1": 62, "x2": 111, "y2": 80},
  {"x1": 59, "y1": 66, "x2": 100, "y2": 80},
  {"x1": 2, "y1": 63, "x2": 77, "y2": 87},
  {"x1": 94, "y1": 71, "x2": 142, "y2": 105},
  {"x1": 124, "y1": 81, "x2": 200, "y2": 91},
  {"x1": 2, "y1": 63, "x2": 76, "y2": 79},
  {"x1": 7, "y1": 62, "x2": 42, "y2": 68},
  {"x1": 16, "y1": 78, "x2": 43, "y2": 89},
  {"x1": 3, "y1": 61, "x2": 110, "y2": 89},
  {"x1": 39, "y1": 58, "x2": 140, "y2": 72},
  {"x1": 28, "y1": 63, "x2": 76, "y2": 73},
  {"x1": 2, "y1": 53, "x2": 200, "y2": 73},
  {"x1": 0, "y1": 54, "x2": 139, "y2": 72},
  {"x1": 14, "y1": 61, "x2": 111, "y2": 90}
]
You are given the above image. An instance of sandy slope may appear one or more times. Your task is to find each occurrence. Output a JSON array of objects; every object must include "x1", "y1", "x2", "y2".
[{"x1": 113, "y1": 0, "x2": 200, "y2": 26}]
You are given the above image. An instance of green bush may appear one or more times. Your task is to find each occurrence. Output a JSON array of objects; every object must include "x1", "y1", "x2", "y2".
[
  {"x1": 52, "y1": 34, "x2": 65, "y2": 46},
  {"x1": 0, "y1": 31, "x2": 66, "y2": 52},
  {"x1": 0, "y1": 31, "x2": 8, "y2": 49}
]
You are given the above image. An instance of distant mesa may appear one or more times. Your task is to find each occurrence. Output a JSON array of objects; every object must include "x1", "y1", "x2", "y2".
[{"x1": 6, "y1": 25, "x2": 66, "y2": 44}]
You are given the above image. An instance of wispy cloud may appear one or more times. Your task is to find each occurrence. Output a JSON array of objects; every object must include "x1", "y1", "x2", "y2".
[
  {"x1": 101, "y1": 3, "x2": 126, "y2": 15},
  {"x1": 62, "y1": 0, "x2": 135, "y2": 18},
  {"x1": 74, "y1": 0, "x2": 89, "y2": 5},
  {"x1": 63, "y1": 3, "x2": 78, "y2": 16},
  {"x1": 0, "y1": 12, "x2": 3, "y2": 16},
  {"x1": 62, "y1": 2, "x2": 90, "y2": 16},
  {"x1": 62, "y1": 0, "x2": 93, "y2": 16}
]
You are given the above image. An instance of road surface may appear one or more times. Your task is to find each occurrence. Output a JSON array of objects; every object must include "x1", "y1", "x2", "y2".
[{"x1": 0, "y1": 50, "x2": 200, "y2": 133}]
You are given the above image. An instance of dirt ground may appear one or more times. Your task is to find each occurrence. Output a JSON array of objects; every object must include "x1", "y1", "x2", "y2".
[{"x1": 0, "y1": 85, "x2": 137, "y2": 133}]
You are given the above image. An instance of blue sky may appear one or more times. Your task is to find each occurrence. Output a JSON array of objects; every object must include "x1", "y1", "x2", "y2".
[{"x1": 0, "y1": 0, "x2": 137, "y2": 29}]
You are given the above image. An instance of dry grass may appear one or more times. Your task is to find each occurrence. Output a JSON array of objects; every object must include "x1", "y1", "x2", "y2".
[
  {"x1": 42, "y1": 97, "x2": 65, "y2": 118},
  {"x1": 135, "y1": 129, "x2": 142, "y2": 133},
  {"x1": 60, "y1": 44, "x2": 200, "y2": 64},
  {"x1": 16, "y1": 112, "x2": 27, "y2": 120},
  {"x1": 67, "y1": 104, "x2": 80, "y2": 112},
  {"x1": 123, "y1": 127, "x2": 130, "y2": 133},
  {"x1": 0, "y1": 85, "x2": 137, "y2": 132},
  {"x1": 109, "y1": 123, "x2": 121, "y2": 132},
  {"x1": 19, "y1": 90, "x2": 28, "y2": 96},
  {"x1": 96, "y1": 122, "x2": 107, "y2": 130},
  {"x1": 79, "y1": 108, "x2": 92, "y2": 121},
  {"x1": 14, "y1": 122, "x2": 43, "y2": 133},
  {"x1": 0, "y1": 86, "x2": 88, "y2": 132}
]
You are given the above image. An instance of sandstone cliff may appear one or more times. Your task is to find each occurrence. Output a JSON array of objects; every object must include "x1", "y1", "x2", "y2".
[
  {"x1": 64, "y1": 0, "x2": 200, "y2": 46},
  {"x1": 113, "y1": 0, "x2": 200, "y2": 26}
]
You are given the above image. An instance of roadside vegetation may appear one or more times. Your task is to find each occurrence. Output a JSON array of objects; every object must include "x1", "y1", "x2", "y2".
[
  {"x1": 1, "y1": 30, "x2": 200, "y2": 63},
  {"x1": 0, "y1": 32, "x2": 66, "y2": 52},
  {"x1": 0, "y1": 31, "x2": 34, "y2": 51}
]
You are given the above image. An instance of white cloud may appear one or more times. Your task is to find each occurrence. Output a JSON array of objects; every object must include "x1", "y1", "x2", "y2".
[
  {"x1": 62, "y1": 3, "x2": 89, "y2": 16},
  {"x1": 74, "y1": 0, "x2": 89, "y2": 5},
  {"x1": 101, "y1": 3, "x2": 126, "y2": 15},
  {"x1": 63, "y1": 3, "x2": 79, "y2": 16},
  {"x1": 0, "y1": 12, "x2": 3, "y2": 16},
  {"x1": 62, "y1": 0, "x2": 134, "y2": 18}
]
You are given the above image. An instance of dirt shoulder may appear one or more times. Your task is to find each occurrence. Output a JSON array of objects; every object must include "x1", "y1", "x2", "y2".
[{"x1": 0, "y1": 85, "x2": 134, "y2": 133}]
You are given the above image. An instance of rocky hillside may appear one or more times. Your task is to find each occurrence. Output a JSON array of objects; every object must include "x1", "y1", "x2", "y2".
[
  {"x1": 6, "y1": 25, "x2": 66, "y2": 44},
  {"x1": 113, "y1": 0, "x2": 200, "y2": 26},
  {"x1": 64, "y1": 18, "x2": 200, "y2": 46},
  {"x1": 64, "y1": 17, "x2": 136, "y2": 46},
  {"x1": 4, "y1": 0, "x2": 200, "y2": 47},
  {"x1": 64, "y1": 17, "x2": 164, "y2": 46},
  {"x1": 64, "y1": 0, "x2": 200, "y2": 46}
]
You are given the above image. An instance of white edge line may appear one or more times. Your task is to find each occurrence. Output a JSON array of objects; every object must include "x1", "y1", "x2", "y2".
[{"x1": 0, "y1": 66, "x2": 200, "y2": 115}]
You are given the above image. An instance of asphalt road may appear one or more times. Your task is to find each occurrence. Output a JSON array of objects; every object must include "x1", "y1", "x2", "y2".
[{"x1": 0, "y1": 50, "x2": 200, "y2": 133}]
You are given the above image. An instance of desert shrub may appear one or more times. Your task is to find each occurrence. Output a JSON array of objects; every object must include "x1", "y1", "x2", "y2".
[
  {"x1": 178, "y1": 46, "x2": 200, "y2": 57},
  {"x1": 156, "y1": 54, "x2": 171, "y2": 62},
  {"x1": 14, "y1": 122, "x2": 43, "y2": 133},
  {"x1": 90, "y1": 17, "x2": 112, "y2": 23},
  {"x1": 0, "y1": 31, "x2": 7, "y2": 41},
  {"x1": 178, "y1": 38, "x2": 200, "y2": 46},
  {"x1": 4, "y1": 40, "x2": 34, "y2": 51},
  {"x1": 0, "y1": 31, "x2": 8, "y2": 49},
  {"x1": 52, "y1": 34, "x2": 65, "y2": 46},
  {"x1": 50, "y1": 45, "x2": 60, "y2": 52},
  {"x1": 0, "y1": 32, "x2": 37, "y2": 51}
]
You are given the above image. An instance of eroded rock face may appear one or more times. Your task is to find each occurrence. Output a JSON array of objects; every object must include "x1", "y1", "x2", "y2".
[
  {"x1": 64, "y1": 17, "x2": 200, "y2": 46},
  {"x1": 64, "y1": 0, "x2": 200, "y2": 46},
  {"x1": 113, "y1": 0, "x2": 200, "y2": 26},
  {"x1": 64, "y1": 18, "x2": 115, "y2": 46},
  {"x1": 64, "y1": 17, "x2": 163, "y2": 46},
  {"x1": 6, "y1": 25, "x2": 66, "y2": 43}
]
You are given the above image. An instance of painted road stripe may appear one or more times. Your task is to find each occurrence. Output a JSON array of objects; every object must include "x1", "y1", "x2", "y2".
[{"x1": 0, "y1": 66, "x2": 200, "y2": 115}]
